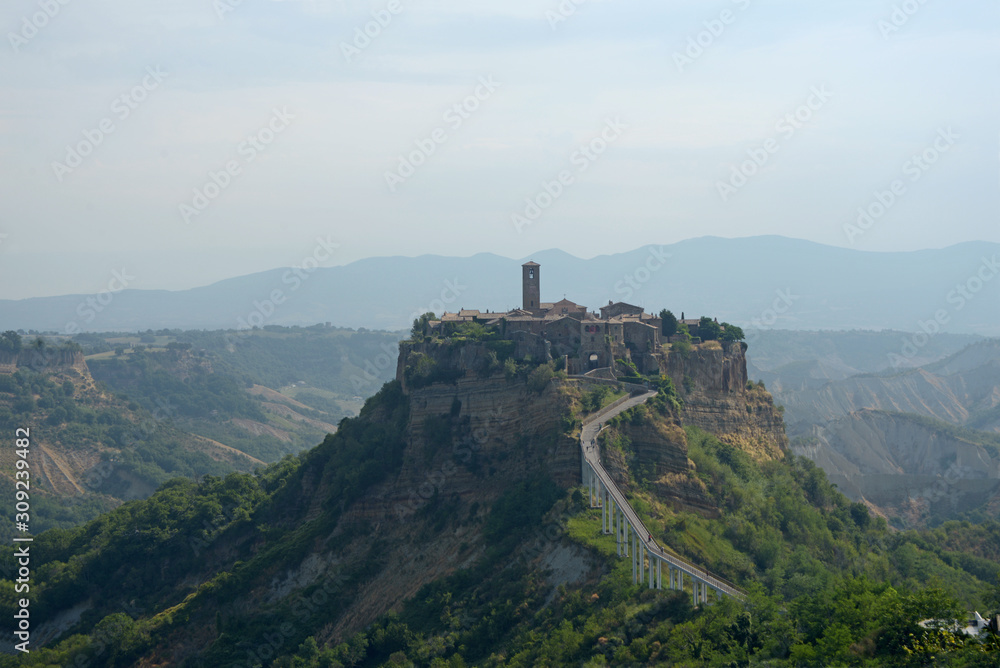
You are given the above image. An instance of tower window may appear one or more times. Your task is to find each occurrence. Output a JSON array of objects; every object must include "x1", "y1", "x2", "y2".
[{"x1": 529, "y1": 269, "x2": 534, "y2": 279}]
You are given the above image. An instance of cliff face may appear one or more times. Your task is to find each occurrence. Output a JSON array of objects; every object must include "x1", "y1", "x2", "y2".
[
  {"x1": 661, "y1": 341, "x2": 787, "y2": 460},
  {"x1": 600, "y1": 417, "x2": 717, "y2": 517},
  {"x1": 304, "y1": 348, "x2": 583, "y2": 640},
  {"x1": 794, "y1": 409, "x2": 1000, "y2": 526},
  {"x1": 287, "y1": 338, "x2": 783, "y2": 637},
  {"x1": 0, "y1": 348, "x2": 88, "y2": 375}
]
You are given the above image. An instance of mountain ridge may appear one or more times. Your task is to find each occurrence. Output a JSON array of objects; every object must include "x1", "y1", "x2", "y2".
[{"x1": 4, "y1": 236, "x2": 1000, "y2": 334}]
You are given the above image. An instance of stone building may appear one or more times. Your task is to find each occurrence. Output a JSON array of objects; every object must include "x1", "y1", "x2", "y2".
[{"x1": 432, "y1": 261, "x2": 668, "y2": 375}]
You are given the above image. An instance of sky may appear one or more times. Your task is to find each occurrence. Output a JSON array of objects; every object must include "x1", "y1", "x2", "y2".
[{"x1": 0, "y1": 0, "x2": 998, "y2": 300}]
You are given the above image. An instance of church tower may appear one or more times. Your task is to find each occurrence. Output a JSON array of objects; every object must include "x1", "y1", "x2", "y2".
[{"x1": 522, "y1": 261, "x2": 540, "y2": 312}]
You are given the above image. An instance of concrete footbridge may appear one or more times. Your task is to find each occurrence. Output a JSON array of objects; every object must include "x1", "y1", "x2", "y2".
[{"x1": 579, "y1": 388, "x2": 746, "y2": 605}]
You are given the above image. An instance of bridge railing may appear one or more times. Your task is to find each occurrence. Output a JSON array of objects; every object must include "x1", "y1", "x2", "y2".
[{"x1": 580, "y1": 390, "x2": 746, "y2": 600}]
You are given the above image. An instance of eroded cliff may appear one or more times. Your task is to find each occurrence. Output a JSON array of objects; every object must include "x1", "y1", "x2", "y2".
[{"x1": 661, "y1": 341, "x2": 787, "y2": 460}]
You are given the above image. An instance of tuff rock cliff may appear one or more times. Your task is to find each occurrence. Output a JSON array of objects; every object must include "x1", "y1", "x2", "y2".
[{"x1": 661, "y1": 341, "x2": 788, "y2": 461}]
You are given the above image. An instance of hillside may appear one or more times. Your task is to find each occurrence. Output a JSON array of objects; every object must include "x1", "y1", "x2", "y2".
[
  {"x1": 745, "y1": 329, "x2": 982, "y2": 384},
  {"x1": 798, "y1": 410, "x2": 1000, "y2": 527},
  {"x1": 769, "y1": 339, "x2": 1000, "y2": 435},
  {"x1": 0, "y1": 326, "x2": 403, "y2": 537},
  {"x1": 746, "y1": 333, "x2": 1000, "y2": 526},
  {"x1": 0, "y1": 342, "x2": 262, "y2": 539},
  {"x1": 3, "y1": 238, "x2": 1000, "y2": 335},
  {"x1": 4, "y1": 332, "x2": 999, "y2": 666}
]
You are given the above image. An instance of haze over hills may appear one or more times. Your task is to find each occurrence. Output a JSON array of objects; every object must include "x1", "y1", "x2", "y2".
[
  {"x1": 0, "y1": 326, "x2": 402, "y2": 537},
  {"x1": 3, "y1": 236, "x2": 999, "y2": 335},
  {"x1": 748, "y1": 332, "x2": 1000, "y2": 526},
  {"x1": 6, "y1": 322, "x2": 1000, "y2": 666}
]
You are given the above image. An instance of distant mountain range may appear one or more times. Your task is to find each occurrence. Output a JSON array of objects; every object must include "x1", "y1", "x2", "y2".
[{"x1": 2, "y1": 236, "x2": 999, "y2": 335}]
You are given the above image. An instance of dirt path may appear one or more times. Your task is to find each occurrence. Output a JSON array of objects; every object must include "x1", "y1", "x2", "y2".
[
  {"x1": 189, "y1": 435, "x2": 267, "y2": 467},
  {"x1": 37, "y1": 443, "x2": 85, "y2": 495}
]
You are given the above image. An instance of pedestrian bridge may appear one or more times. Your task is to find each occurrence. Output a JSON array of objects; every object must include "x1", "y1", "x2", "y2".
[{"x1": 579, "y1": 388, "x2": 746, "y2": 606}]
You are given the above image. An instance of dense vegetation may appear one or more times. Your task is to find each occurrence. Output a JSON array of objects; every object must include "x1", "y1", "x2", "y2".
[
  {"x1": 0, "y1": 325, "x2": 405, "y2": 539},
  {"x1": 4, "y1": 330, "x2": 1000, "y2": 666},
  {"x1": 0, "y1": 381, "x2": 411, "y2": 668},
  {"x1": 260, "y1": 426, "x2": 1000, "y2": 667},
  {"x1": 0, "y1": 367, "x2": 238, "y2": 536}
]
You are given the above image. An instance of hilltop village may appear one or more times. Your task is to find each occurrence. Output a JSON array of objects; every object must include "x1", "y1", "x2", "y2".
[{"x1": 424, "y1": 262, "x2": 740, "y2": 376}]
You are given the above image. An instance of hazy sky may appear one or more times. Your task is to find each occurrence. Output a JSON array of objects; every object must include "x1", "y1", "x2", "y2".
[{"x1": 1, "y1": 0, "x2": 997, "y2": 299}]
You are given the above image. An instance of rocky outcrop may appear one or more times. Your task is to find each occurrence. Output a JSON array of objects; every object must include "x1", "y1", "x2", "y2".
[
  {"x1": 0, "y1": 348, "x2": 87, "y2": 375},
  {"x1": 662, "y1": 341, "x2": 747, "y2": 394},
  {"x1": 661, "y1": 341, "x2": 787, "y2": 460},
  {"x1": 313, "y1": 367, "x2": 580, "y2": 643},
  {"x1": 313, "y1": 336, "x2": 785, "y2": 640},
  {"x1": 600, "y1": 419, "x2": 716, "y2": 516},
  {"x1": 793, "y1": 409, "x2": 1000, "y2": 526},
  {"x1": 345, "y1": 373, "x2": 578, "y2": 528}
]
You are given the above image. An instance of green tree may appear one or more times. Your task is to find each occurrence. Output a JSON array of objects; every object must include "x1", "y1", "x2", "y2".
[
  {"x1": 411, "y1": 312, "x2": 437, "y2": 339},
  {"x1": 659, "y1": 310, "x2": 678, "y2": 338},
  {"x1": 698, "y1": 317, "x2": 722, "y2": 341},
  {"x1": 0, "y1": 330, "x2": 22, "y2": 354},
  {"x1": 720, "y1": 323, "x2": 745, "y2": 342}
]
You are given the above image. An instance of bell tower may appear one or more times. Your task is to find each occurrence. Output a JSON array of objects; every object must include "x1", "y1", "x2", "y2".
[{"x1": 522, "y1": 261, "x2": 540, "y2": 312}]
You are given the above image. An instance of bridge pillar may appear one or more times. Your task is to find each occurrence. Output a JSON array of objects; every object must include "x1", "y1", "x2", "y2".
[
  {"x1": 634, "y1": 533, "x2": 639, "y2": 585},
  {"x1": 692, "y1": 579, "x2": 699, "y2": 606},
  {"x1": 600, "y1": 483, "x2": 606, "y2": 533},
  {"x1": 604, "y1": 486, "x2": 614, "y2": 534},
  {"x1": 648, "y1": 549, "x2": 653, "y2": 589},
  {"x1": 632, "y1": 527, "x2": 642, "y2": 584},
  {"x1": 623, "y1": 517, "x2": 629, "y2": 557},
  {"x1": 603, "y1": 490, "x2": 608, "y2": 534},
  {"x1": 677, "y1": 571, "x2": 683, "y2": 593},
  {"x1": 631, "y1": 531, "x2": 636, "y2": 583},
  {"x1": 656, "y1": 559, "x2": 661, "y2": 590}
]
